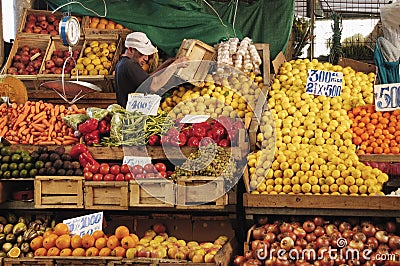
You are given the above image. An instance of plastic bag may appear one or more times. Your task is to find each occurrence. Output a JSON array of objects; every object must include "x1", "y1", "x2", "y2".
[
  {"x1": 110, "y1": 113, "x2": 124, "y2": 144},
  {"x1": 86, "y1": 107, "x2": 109, "y2": 121},
  {"x1": 63, "y1": 114, "x2": 89, "y2": 130},
  {"x1": 380, "y1": 2, "x2": 400, "y2": 48}
]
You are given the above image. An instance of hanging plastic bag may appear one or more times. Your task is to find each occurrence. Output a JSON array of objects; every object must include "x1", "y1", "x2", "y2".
[{"x1": 380, "y1": 2, "x2": 400, "y2": 49}]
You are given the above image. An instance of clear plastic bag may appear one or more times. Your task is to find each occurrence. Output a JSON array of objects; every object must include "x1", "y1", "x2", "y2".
[
  {"x1": 63, "y1": 114, "x2": 89, "y2": 130},
  {"x1": 380, "y1": 2, "x2": 400, "y2": 48}
]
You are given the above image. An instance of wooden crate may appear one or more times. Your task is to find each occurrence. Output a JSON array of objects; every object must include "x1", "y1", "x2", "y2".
[
  {"x1": 3, "y1": 258, "x2": 54, "y2": 266},
  {"x1": 54, "y1": 256, "x2": 119, "y2": 266},
  {"x1": 17, "y1": 8, "x2": 64, "y2": 37},
  {"x1": 254, "y1": 43, "x2": 271, "y2": 85},
  {"x1": 84, "y1": 181, "x2": 129, "y2": 210},
  {"x1": 175, "y1": 39, "x2": 216, "y2": 83},
  {"x1": 37, "y1": 36, "x2": 84, "y2": 78},
  {"x1": 108, "y1": 258, "x2": 184, "y2": 266},
  {"x1": 129, "y1": 179, "x2": 175, "y2": 207},
  {"x1": 81, "y1": 16, "x2": 132, "y2": 36},
  {"x1": 2, "y1": 35, "x2": 51, "y2": 90},
  {"x1": 34, "y1": 176, "x2": 84, "y2": 209},
  {"x1": 176, "y1": 176, "x2": 228, "y2": 209}
]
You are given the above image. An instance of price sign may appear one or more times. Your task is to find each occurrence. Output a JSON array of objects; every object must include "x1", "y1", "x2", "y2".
[
  {"x1": 126, "y1": 93, "x2": 161, "y2": 115},
  {"x1": 1, "y1": 97, "x2": 9, "y2": 104},
  {"x1": 374, "y1": 83, "x2": 400, "y2": 111},
  {"x1": 180, "y1": 115, "x2": 210, "y2": 123},
  {"x1": 306, "y1": 70, "x2": 343, "y2": 97},
  {"x1": 123, "y1": 156, "x2": 152, "y2": 167},
  {"x1": 63, "y1": 212, "x2": 103, "y2": 237}
]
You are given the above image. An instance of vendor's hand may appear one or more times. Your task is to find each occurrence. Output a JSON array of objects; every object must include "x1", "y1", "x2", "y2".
[{"x1": 172, "y1": 56, "x2": 189, "y2": 69}]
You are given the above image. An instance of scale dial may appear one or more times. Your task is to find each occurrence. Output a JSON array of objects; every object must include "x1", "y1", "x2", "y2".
[{"x1": 59, "y1": 16, "x2": 81, "y2": 47}]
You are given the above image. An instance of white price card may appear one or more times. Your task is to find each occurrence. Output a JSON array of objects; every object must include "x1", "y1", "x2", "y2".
[
  {"x1": 123, "y1": 156, "x2": 152, "y2": 167},
  {"x1": 126, "y1": 93, "x2": 161, "y2": 115},
  {"x1": 180, "y1": 115, "x2": 210, "y2": 123},
  {"x1": 306, "y1": 69, "x2": 343, "y2": 97},
  {"x1": 63, "y1": 212, "x2": 103, "y2": 237},
  {"x1": 374, "y1": 83, "x2": 400, "y2": 111}
]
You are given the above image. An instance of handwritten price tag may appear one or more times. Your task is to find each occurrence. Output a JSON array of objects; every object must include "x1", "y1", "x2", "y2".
[
  {"x1": 126, "y1": 93, "x2": 161, "y2": 115},
  {"x1": 63, "y1": 212, "x2": 103, "y2": 237},
  {"x1": 123, "y1": 156, "x2": 152, "y2": 167},
  {"x1": 374, "y1": 83, "x2": 400, "y2": 111},
  {"x1": 306, "y1": 70, "x2": 343, "y2": 97}
]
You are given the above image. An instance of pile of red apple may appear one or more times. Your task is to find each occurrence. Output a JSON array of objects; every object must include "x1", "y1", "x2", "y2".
[
  {"x1": 235, "y1": 216, "x2": 400, "y2": 266},
  {"x1": 22, "y1": 13, "x2": 80, "y2": 35},
  {"x1": 83, "y1": 162, "x2": 171, "y2": 181},
  {"x1": 42, "y1": 49, "x2": 80, "y2": 74},
  {"x1": 8, "y1": 45, "x2": 45, "y2": 75}
]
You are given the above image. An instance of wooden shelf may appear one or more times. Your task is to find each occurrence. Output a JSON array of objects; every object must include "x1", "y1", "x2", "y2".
[
  {"x1": 243, "y1": 194, "x2": 400, "y2": 217},
  {"x1": 0, "y1": 200, "x2": 34, "y2": 209},
  {"x1": 358, "y1": 154, "x2": 400, "y2": 162}
]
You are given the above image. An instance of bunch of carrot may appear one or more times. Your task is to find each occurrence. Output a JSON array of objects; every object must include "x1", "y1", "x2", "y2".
[{"x1": 0, "y1": 101, "x2": 85, "y2": 145}]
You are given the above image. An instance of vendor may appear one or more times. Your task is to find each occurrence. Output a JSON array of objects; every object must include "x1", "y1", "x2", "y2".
[{"x1": 115, "y1": 32, "x2": 188, "y2": 108}]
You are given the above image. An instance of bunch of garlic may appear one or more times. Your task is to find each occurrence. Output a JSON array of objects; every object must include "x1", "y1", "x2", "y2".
[{"x1": 216, "y1": 37, "x2": 262, "y2": 74}]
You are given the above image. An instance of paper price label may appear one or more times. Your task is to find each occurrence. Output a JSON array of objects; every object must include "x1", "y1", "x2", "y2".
[
  {"x1": 374, "y1": 83, "x2": 400, "y2": 111},
  {"x1": 306, "y1": 70, "x2": 343, "y2": 97},
  {"x1": 123, "y1": 156, "x2": 152, "y2": 167},
  {"x1": 63, "y1": 212, "x2": 103, "y2": 237},
  {"x1": 126, "y1": 93, "x2": 161, "y2": 115}
]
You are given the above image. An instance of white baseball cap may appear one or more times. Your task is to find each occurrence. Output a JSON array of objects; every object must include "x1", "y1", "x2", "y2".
[{"x1": 125, "y1": 32, "x2": 158, "y2": 55}]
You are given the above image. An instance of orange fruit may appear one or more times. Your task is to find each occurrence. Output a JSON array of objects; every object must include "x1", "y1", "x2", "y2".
[
  {"x1": 115, "y1": 226, "x2": 130, "y2": 239},
  {"x1": 121, "y1": 236, "x2": 136, "y2": 249},
  {"x1": 106, "y1": 24, "x2": 115, "y2": 29},
  {"x1": 391, "y1": 146, "x2": 400, "y2": 154},
  {"x1": 72, "y1": 247, "x2": 86, "y2": 256},
  {"x1": 353, "y1": 136, "x2": 362, "y2": 145},
  {"x1": 54, "y1": 223, "x2": 70, "y2": 236},
  {"x1": 374, "y1": 146, "x2": 383, "y2": 154},
  {"x1": 95, "y1": 237, "x2": 107, "y2": 249},
  {"x1": 60, "y1": 248, "x2": 72, "y2": 256},
  {"x1": 91, "y1": 17, "x2": 100, "y2": 23},
  {"x1": 86, "y1": 247, "x2": 99, "y2": 257},
  {"x1": 92, "y1": 230, "x2": 105, "y2": 240},
  {"x1": 47, "y1": 247, "x2": 60, "y2": 256},
  {"x1": 129, "y1": 234, "x2": 140, "y2": 246},
  {"x1": 99, "y1": 18, "x2": 109, "y2": 25},
  {"x1": 107, "y1": 235, "x2": 120, "y2": 249},
  {"x1": 43, "y1": 230, "x2": 55, "y2": 238},
  {"x1": 115, "y1": 24, "x2": 124, "y2": 29},
  {"x1": 43, "y1": 234, "x2": 58, "y2": 249},
  {"x1": 56, "y1": 234, "x2": 71, "y2": 249},
  {"x1": 89, "y1": 22, "x2": 99, "y2": 28},
  {"x1": 30, "y1": 236, "x2": 44, "y2": 251},
  {"x1": 82, "y1": 234, "x2": 95, "y2": 249},
  {"x1": 99, "y1": 247, "x2": 112, "y2": 256},
  {"x1": 96, "y1": 23, "x2": 106, "y2": 29},
  {"x1": 112, "y1": 246, "x2": 126, "y2": 257},
  {"x1": 34, "y1": 247, "x2": 47, "y2": 256},
  {"x1": 71, "y1": 235, "x2": 82, "y2": 249}
]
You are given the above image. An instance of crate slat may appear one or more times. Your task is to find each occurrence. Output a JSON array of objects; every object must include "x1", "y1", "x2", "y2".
[
  {"x1": 34, "y1": 176, "x2": 84, "y2": 209},
  {"x1": 3, "y1": 258, "x2": 54, "y2": 266}
]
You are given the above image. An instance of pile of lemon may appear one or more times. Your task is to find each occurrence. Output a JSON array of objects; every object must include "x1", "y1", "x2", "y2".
[
  {"x1": 161, "y1": 72, "x2": 264, "y2": 120},
  {"x1": 248, "y1": 58, "x2": 387, "y2": 196},
  {"x1": 72, "y1": 41, "x2": 116, "y2": 76}
]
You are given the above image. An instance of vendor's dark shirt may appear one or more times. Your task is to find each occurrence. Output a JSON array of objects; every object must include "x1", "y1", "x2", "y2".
[{"x1": 115, "y1": 56, "x2": 149, "y2": 108}]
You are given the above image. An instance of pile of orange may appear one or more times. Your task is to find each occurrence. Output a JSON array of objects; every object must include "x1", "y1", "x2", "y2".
[
  {"x1": 89, "y1": 17, "x2": 126, "y2": 30},
  {"x1": 349, "y1": 104, "x2": 400, "y2": 155},
  {"x1": 31, "y1": 223, "x2": 139, "y2": 258}
]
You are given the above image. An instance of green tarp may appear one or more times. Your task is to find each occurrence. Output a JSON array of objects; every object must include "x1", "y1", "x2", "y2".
[{"x1": 46, "y1": 0, "x2": 294, "y2": 59}]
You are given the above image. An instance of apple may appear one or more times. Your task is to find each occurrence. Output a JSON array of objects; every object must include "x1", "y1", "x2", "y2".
[
  {"x1": 167, "y1": 246, "x2": 179, "y2": 259},
  {"x1": 47, "y1": 14, "x2": 56, "y2": 22},
  {"x1": 45, "y1": 60, "x2": 55, "y2": 69},
  {"x1": 137, "y1": 247, "x2": 150, "y2": 258},
  {"x1": 153, "y1": 223, "x2": 166, "y2": 234},
  {"x1": 375, "y1": 231, "x2": 389, "y2": 243},
  {"x1": 204, "y1": 252, "x2": 215, "y2": 263}
]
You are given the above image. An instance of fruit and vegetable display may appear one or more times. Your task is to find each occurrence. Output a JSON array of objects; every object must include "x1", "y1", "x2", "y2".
[
  {"x1": 160, "y1": 71, "x2": 263, "y2": 120},
  {"x1": 72, "y1": 40, "x2": 117, "y2": 76},
  {"x1": 0, "y1": 101, "x2": 83, "y2": 145},
  {"x1": 87, "y1": 17, "x2": 128, "y2": 30},
  {"x1": 235, "y1": 216, "x2": 400, "y2": 265},
  {"x1": 82, "y1": 162, "x2": 170, "y2": 181},
  {"x1": 42, "y1": 49, "x2": 81, "y2": 75},
  {"x1": 216, "y1": 37, "x2": 262, "y2": 75},
  {"x1": 24, "y1": 221, "x2": 227, "y2": 262},
  {"x1": 7, "y1": 45, "x2": 45, "y2": 75},
  {"x1": 248, "y1": 59, "x2": 388, "y2": 195},
  {"x1": 0, "y1": 213, "x2": 55, "y2": 258},
  {"x1": 350, "y1": 105, "x2": 400, "y2": 155}
]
